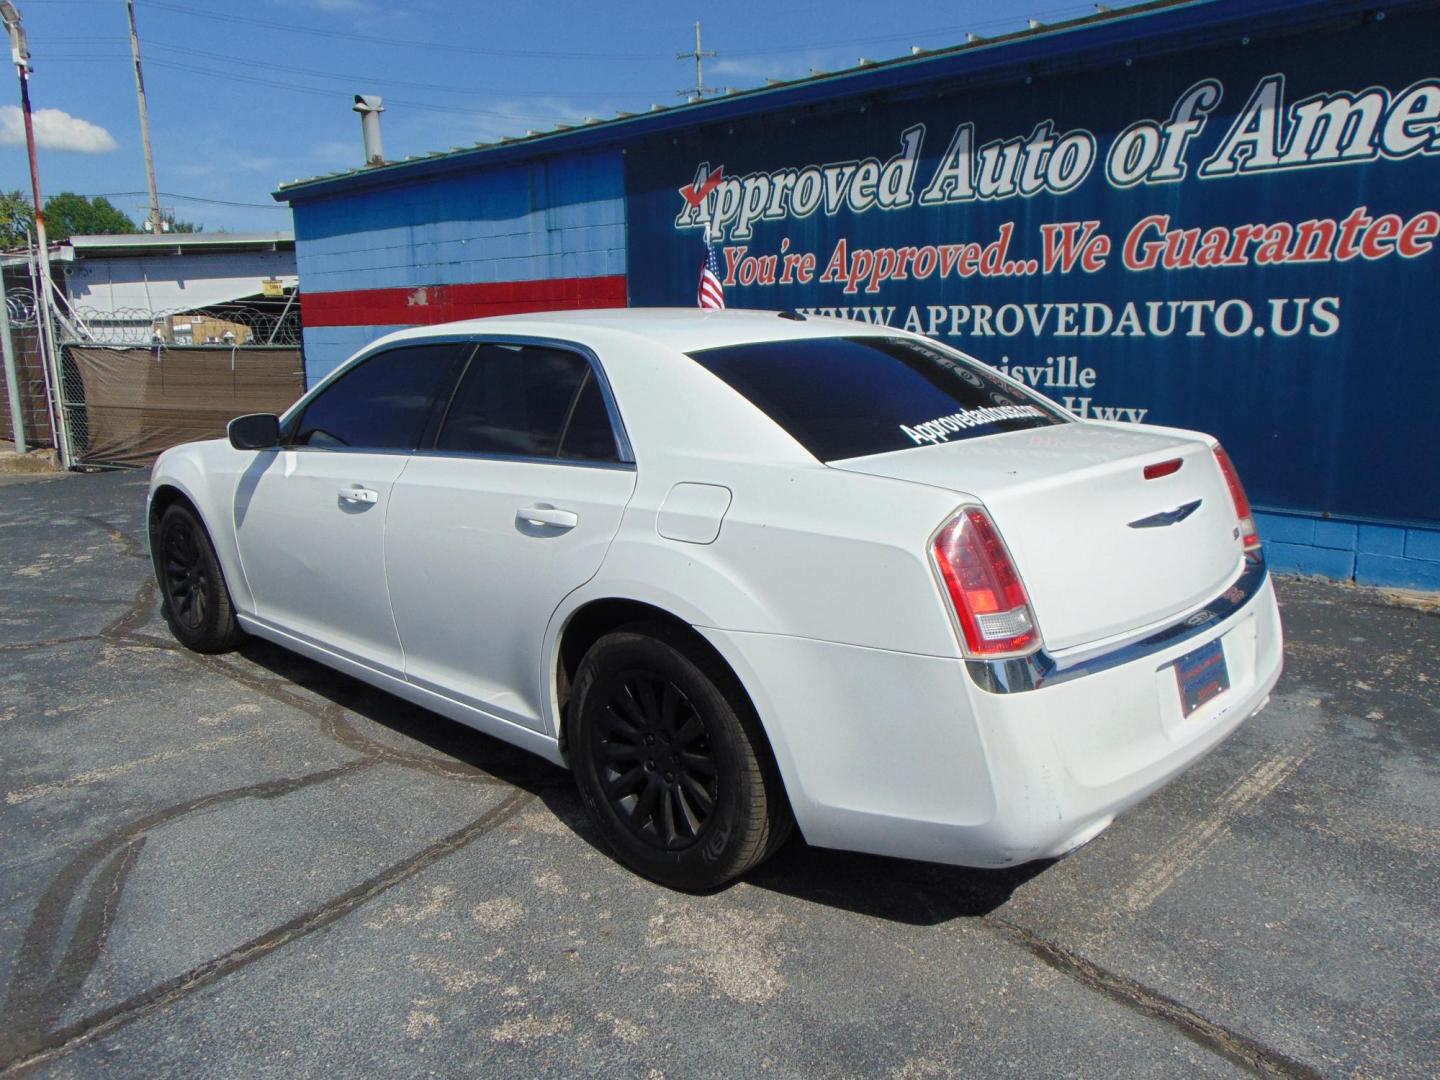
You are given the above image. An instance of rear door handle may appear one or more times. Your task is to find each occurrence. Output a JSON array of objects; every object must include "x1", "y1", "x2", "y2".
[
  {"x1": 517, "y1": 504, "x2": 578, "y2": 530},
  {"x1": 339, "y1": 486, "x2": 378, "y2": 505}
]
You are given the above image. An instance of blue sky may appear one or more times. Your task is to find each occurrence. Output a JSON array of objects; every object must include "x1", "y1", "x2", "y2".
[{"x1": 1, "y1": 0, "x2": 1148, "y2": 232}]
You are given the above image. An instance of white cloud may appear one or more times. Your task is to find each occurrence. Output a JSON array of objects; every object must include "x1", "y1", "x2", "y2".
[
  {"x1": 443, "y1": 97, "x2": 619, "y2": 146},
  {"x1": 309, "y1": 139, "x2": 363, "y2": 169},
  {"x1": 0, "y1": 106, "x2": 118, "y2": 153},
  {"x1": 302, "y1": 0, "x2": 373, "y2": 11},
  {"x1": 273, "y1": 0, "x2": 375, "y2": 11},
  {"x1": 710, "y1": 50, "x2": 847, "y2": 86},
  {"x1": 176, "y1": 155, "x2": 276, "y2": 179}
]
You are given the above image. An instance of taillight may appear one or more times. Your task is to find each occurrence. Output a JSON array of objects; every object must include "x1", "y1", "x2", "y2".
[
  {"x1": 1213, "y1": 444, "x2": 1260, "y2": 552},
  {"x1": 931, "y1": 507, "x2": 1040, "y2": 657}
]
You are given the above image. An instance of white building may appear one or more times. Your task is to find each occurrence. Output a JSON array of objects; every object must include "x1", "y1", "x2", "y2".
[{"x1": 51, "y1": 232, "x2": 297, "y2": 345}]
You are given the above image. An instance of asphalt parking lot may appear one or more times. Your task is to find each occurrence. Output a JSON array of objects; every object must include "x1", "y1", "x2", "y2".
[{"x1": 1, "y1": 470, "x2": 1436, "y2": 1078}]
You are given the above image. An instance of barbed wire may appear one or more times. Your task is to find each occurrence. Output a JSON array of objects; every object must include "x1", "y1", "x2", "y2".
[
  {"x1": 65, "y1": 302, "x2": 303, "y2": 347},
  {"x1": 6, "y1": 288, "x2": 38, "y2": 327}
]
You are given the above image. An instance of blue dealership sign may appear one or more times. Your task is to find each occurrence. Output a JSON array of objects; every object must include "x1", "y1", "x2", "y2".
[{"x1": 625, "y1": 5, "x2": 1440, "y2": 526}]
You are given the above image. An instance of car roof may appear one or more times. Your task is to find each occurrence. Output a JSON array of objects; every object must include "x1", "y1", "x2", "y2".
[{"x1": 375, "y1": 307, "x2": 900, "y2": 354}]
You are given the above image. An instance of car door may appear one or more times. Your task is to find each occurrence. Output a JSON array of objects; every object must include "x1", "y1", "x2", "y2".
[
  {"x1": 384, "y1": 340, "x2": 637, "y2": 732},
  {"x1": 233, "y1": 342, "x2": 469, "y2": 675}
]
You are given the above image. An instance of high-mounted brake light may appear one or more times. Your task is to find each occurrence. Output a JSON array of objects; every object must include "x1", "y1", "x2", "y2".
[
  {"x1": 1143, "y1": 458, "x2": 1183, "y2": 480},
  {"x1": 1213, "y1": 445, "x2": 1261, "y2": 552},
  {"x1": 932, "y1": 507, "x2": 1040, "y2": 657}
]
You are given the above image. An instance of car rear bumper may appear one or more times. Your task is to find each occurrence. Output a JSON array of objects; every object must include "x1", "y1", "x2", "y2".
[
  {"x1": 699, "y1": 557, "x2": 1284, "y2": 868},
  {"x1": 966, "y1": 552, "x2": 1270, "y2": 694}
]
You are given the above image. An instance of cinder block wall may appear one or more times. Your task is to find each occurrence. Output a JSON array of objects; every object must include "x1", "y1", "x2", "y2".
[{"x1": 1256, "y1": 511, "x2": 1440, "y2": 591}]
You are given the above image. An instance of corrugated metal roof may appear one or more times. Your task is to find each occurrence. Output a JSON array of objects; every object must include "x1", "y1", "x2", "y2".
[
  {"x1": 271, "y1": 0, "x2": 1388, "y2": 202},
  {"x1": 0, "y1": 231, "x2": 295, "y2": 268},
  {"x1": 65, "y1": 232, "x2": 294, "y2": 256}
]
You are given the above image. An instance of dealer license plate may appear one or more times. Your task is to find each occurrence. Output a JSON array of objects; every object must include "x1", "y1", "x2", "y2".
[{"x1": 1173, "y1": 638, "x2": 1230, "y2": 718}]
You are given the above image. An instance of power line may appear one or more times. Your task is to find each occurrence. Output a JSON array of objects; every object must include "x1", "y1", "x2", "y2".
[
  {"x1": 63, "y1": 190, "x2": 286, "y2": 210},
  {"x1": 42, "y1": 1, "x2": 1139, "y2": 66},
  {"x1": 721, "y1": 3, "x2": 1101, "y2": 57},
  {"x1": 37, "y1": 52, "x2": 619, "y2": 131},
  {"x1": 41, "y1": 2, "x2": 1134, "y2": 91},
  {"x1": 32, "y1": 43, "x2": 598, "y2": 123},
  {"x1": 38, "y1": 47, "x2": 630, "y2": 102},
  {"x1": 150, "y1": 40, "x2": 634, "y2": 100},
  {"x1": 137, "y1": 0, "x2": 662, "y2": 62},
  {"x1": 129, "y1": 56, "x2": 593, "y2": 123}
]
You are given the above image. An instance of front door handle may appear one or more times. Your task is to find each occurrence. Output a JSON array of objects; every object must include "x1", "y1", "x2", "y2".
[
  {"x1": 339, "y1": 486, "x2": 379, "y2": 505},
  {"x1": 517, "y1": 504, "x2": 578, "y2": 530}
]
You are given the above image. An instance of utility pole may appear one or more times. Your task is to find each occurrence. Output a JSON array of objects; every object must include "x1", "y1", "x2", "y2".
[
  {"x1": 125, "y1": 0, "x2": 163, "y2": 233},
  {"x1": 1, "y1": 1, "x2": 67, "y2": 465},
  {"x1": 676, "y1": 21, "x2": 719, "y2": 101}
]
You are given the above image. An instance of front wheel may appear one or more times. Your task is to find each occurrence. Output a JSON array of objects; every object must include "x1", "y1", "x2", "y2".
[
  {"x1": 154, "y1": 503, "x2": 245, "y2": 653},
  {"x1": 569, "y1": 626, "x2": 791, "y2": 890}
]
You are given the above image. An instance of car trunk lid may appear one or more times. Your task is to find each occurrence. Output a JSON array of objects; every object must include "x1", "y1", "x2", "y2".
[{"x1": 830, "y1": 422, "x2": 1245, "y2": 652}]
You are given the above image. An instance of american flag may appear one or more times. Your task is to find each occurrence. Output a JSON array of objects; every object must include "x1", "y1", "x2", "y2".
[{"x1": 697, "y1": 226, "x2": 725, "y2": 309}]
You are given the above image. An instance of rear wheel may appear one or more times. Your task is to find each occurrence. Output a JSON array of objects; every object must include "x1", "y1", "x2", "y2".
[
  {"x1": 155, "y1": 503, "x2": 244, "y2": 653},
  {"x1": 569, "y1": 625, "x2": 790, "y2": 890}
]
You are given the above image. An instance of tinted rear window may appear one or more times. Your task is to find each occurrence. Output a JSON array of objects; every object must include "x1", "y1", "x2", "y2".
[
  {"x1": 687, "y1": 336, "x2": 1065, "y2": 461},
  {"x1": 436, "y1": 344, "x2": 591, "y2": 458}
]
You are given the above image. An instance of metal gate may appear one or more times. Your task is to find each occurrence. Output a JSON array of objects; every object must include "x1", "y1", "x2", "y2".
[{"x1": 53, "y1": 297, "x2": 306, "y2": 468}]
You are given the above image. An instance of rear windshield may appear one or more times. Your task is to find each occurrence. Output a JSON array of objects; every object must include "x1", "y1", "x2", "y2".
[{"x1": 687, "y1": 335, "x2": 1066, "y2": 462}]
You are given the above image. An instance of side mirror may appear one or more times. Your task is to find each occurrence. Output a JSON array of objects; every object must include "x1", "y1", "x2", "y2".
[{"x1": 228, "y1": 412, "x2": 281, "y2": 450}]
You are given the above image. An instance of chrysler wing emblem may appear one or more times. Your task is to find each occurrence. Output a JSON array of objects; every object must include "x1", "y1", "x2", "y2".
[{"x1": 1128, "y1": 499, "x2": 1202, "y2": 529}]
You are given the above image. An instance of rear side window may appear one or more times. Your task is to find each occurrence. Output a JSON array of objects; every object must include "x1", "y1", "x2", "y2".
[
  {"x1": 435, "y1": 343, "x2": 620, "y2": 462},
  {"x1": 558, "y1": 372, "x2": 622, "y2": 461},
  {"x1": 291, "y1": 344, "x2": 465, "y2": 451},
  {"x1": 687, "y1": 336, "x2": 1065, "y2": 462}
]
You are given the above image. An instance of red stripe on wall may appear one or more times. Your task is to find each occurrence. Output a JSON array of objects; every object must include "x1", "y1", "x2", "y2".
[{"x1": 300, "y1": 274, "x2": 628, "y2": 328}]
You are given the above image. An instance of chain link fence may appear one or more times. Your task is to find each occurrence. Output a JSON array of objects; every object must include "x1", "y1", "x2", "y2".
[
  {"x1": 43, "y1": 292, "x2": 305, "y2": 466},
  {"x1": 58, "y1": 341, "x2": 306, "y2": 467}
]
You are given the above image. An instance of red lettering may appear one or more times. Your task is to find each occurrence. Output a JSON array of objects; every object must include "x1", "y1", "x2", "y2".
[
  {"x1": 722, "y1": 245, "x2": 746, "y2": 286},
  {"x1": 1080, "y1": 233, "x2": 1110, "y2": 272},
  {"x1": 1335, "y1": 206, "x2": 1371, "y2": 261},
  {"x1": 1122, "y1": 214, "x2": 1169, "y2": 271},
  {"x1": 1360, "y1": 213, "x2": 1402, "y2": 259},
  {"x1": 1040, "y1": 220, "x2": 1103, "y2": 273},
  {"x1": 1398, "y1": 211, "x2": 1440, "y2": 257}
]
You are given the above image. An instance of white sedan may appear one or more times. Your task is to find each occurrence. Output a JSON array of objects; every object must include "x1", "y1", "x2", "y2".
[{"x1": 148, "y1": 309, "x2": 1283, "y2": 889}]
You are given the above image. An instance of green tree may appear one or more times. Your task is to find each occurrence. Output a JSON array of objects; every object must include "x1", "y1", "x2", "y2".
[
  {"x1": 0, "y1": 191, "x2": 204, "y2": 245},
  {"x1": 42, "y1": 192, "x2": 139, "y2": 241},
  {"x1": 0, "y1": 189, "x2": 36, "y2": 248}
]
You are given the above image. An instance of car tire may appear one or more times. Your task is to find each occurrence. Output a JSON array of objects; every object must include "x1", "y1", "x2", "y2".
[
  {"x1": 154, "y1": 503, "x2": 245, "y2": 654},
  {"x1": 569, "y1": 624, "x2": 792, "y2": 891}
]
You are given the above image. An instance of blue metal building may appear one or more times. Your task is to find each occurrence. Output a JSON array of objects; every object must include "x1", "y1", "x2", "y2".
[{"x1": 275, "y1": 0, "x2": 1440, "y2": 589}]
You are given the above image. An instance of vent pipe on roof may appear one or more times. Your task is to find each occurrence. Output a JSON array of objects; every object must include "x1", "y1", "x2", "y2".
[{"x1": 353, "y1": 94, "x2": 385, "y2": 167}]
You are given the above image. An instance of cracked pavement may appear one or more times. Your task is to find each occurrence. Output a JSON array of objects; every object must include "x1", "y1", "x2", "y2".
[{"x1": 1, "y1": 470, "x2": 1436, "y2": 1077}]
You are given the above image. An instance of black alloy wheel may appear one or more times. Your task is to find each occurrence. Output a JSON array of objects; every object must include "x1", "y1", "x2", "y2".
[
  {"x1": 161, "y1": 517, "x2": 210, "y2": 632},
  {"x1": 569, "y1": 625, "x2": 792, "y2": 890},
  {"x1": 154, "y1": 503, "x2": 244, "y2": 653},
  {"x1": 594, "y1": 670, "x2": 719, "y2": 851}
]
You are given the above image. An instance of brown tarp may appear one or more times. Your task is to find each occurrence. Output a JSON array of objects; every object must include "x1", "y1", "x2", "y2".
[{"x1": 63, "y1": 344, "x2": 305, "y2": 466}]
